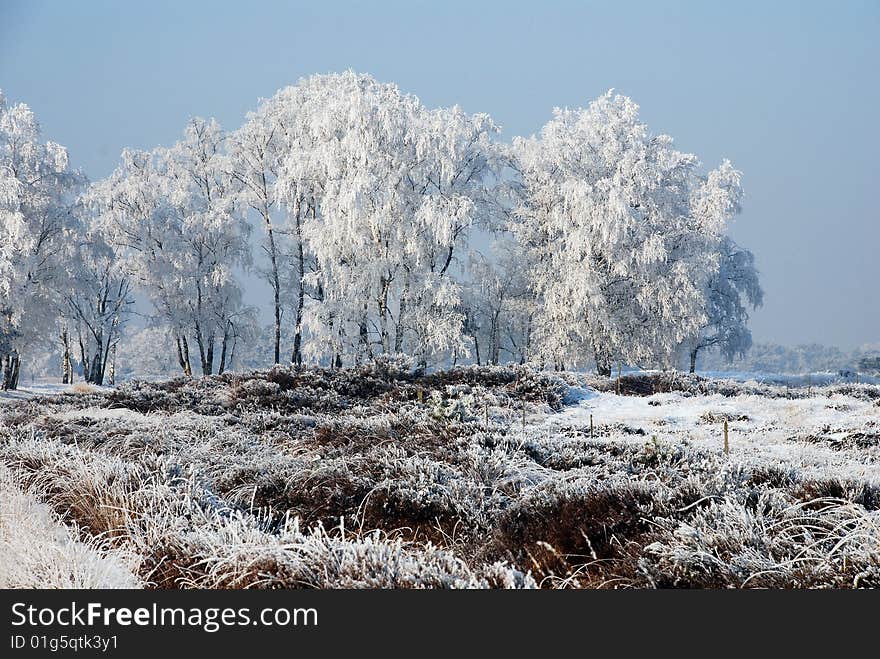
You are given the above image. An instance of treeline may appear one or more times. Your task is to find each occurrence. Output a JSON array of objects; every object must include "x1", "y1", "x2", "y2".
[
  {"x1": 0, "y1": 73, "x2": 762, "y2": 389},
  {"x1": 697, "y1": 342, "x2": 880, "y2": 375}
]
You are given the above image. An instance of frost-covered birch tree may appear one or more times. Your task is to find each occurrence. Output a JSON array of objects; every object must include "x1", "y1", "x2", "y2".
[
  {"x1": 683, "y1": 235, "x2": 763, "y2": 372},
  {"x1": 0, "y1": 90, "x2": 84, "y2": 389},
  {"x1": 275, "y1": 72, "x2": 504, "y2": 367},
  {"x1": 59, "y1": 207, "x2": 133, "y2": 385},
  {"x1": 229, "y1": 85, "x2": 326, "y2": 367},
  {"x1": 229, "y1": 95, "x2": 291, "y2": 365},
  {"x1": 464, "y1": 240, "x2": 535, "y2": 366},
  {"x1": 4, "y1": 78, "x2": 762, "y2": 382},
  {"x1": 90, "y1": 118, "x2": 253, "y2": 376},
  {"x1": 513, "y1": 91, "x2": 738, "y2": 374}
]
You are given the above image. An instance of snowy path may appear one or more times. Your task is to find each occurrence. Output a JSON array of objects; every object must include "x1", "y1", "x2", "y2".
[
  {"x1": 539, "y1": 388, "x2": 880, "y2": 484},
  {"x1": 0, "y1": 464, "x2": 140, "y2": 588}
]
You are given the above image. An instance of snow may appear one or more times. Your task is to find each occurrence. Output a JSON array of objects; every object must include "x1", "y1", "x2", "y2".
[
  {"x1": 0, "y1": 382, "x2": 113, "y2": 404},
  {"x1": 50, "y1": 407, "x2": 150, "y2": 423},
  {"x1": 697, "y1": 370, "x2": 880, "y2": 386},
  {"x1": 0, "y1": 366, "x2": 876, "y2": 588},
  {"x1": 543, "y1": 385, "x2": 880, "y2": 484},
  {"x1": 0, "y1": 463, "x2": 141, "y2": 588}
]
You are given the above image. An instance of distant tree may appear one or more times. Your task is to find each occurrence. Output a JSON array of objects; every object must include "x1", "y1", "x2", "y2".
[
  {"x1": 464, "y1": 240, "x2": 535, "y2": 366},
  {"x1": 116, "y1": 326, "x2": 179, "y2": 379},
  {"x1": 858, "y1": 355, "x2": 880, "y2": 374},
  {"x1": 684, "y1": 236, "x2": 763, "y2": 372}
]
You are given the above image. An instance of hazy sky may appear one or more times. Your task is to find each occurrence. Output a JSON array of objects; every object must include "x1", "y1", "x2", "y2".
[{"x1": 1, "y1": 0, "x2": 877, "y2": 349}]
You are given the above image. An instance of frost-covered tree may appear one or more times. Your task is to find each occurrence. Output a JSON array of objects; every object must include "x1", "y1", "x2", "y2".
[
  {"x1": 59, "y1": 206, "x2": 134, "y2": 385},
  {"x1": 4, "y1": 78, "x2": 762, "y2": 382},
  {"x1": 683, "y1": 236, "x2": 763, "y2": 372},
  {"x1": 512, "y1": 91, "x2": 737, "y2": 374},
  {"x1": 229, "y1": 95, "x2": 293, "y2": 365},
  {"x1": 115, "y1": 326, "x2": 179, "y2": 379},
  {"x1": 0, "y1": 90, "x2": 84, "y2": 389},
  {"x1": 90, "y1": 118, "x2": 253, "y2": 376},
  {"x1": 275, "y1": 72, "x2": 504, "y2": 367},
  {"x1": 463, "y1": 240, "x2": 535, "y2": 366},
  {"x1": 164, "y1": 118, "x2": 255, "y2": 375},
  {"x1": 230, "y1": 85, "x2": 331, "y2": 367}
]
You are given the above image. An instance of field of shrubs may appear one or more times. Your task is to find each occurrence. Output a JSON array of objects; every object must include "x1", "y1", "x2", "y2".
[{"x1": 1, "y1": 363, "x2": 878, "y2": 588}]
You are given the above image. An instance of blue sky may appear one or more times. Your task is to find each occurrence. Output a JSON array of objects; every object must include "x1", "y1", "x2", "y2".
[{"x1": 1, "y1": 0, "x2": 877, "y2": 349}]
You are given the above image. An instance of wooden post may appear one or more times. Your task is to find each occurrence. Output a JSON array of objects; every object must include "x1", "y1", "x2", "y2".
[
  {"x1": 590, "y1": 414, "x2": 594, "y2": 439},
  {"x1": 417, "y1": 388, "x2": 423, "y2": 404},
  {"x1": 807, "y1": 373, "x2": 812, "y2": 396},
  {"x1": 723, "y1": 420, "x2": 729, "y2": 455}
]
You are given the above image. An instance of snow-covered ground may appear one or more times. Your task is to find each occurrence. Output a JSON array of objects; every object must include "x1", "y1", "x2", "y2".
[
  {"x1": 542, "y1": 387, "x2": 879, "y2": 485},
  {"x1": 0, "y1": 367, "x2": 877, "y2": 588},
  {"x1": 696, "y1": 370, "x2": 880, "y2": 386},
  {"x1": 0, "y1": 382, "x2": 111, "y2": 403},
  {"x1": 0, "y1": 463, "x2": 141, "y2": 588}
]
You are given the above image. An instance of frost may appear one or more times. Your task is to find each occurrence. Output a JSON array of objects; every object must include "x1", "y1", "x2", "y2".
[{"x1": 0, "y1": 367, "x2": 877, "y2": 588}]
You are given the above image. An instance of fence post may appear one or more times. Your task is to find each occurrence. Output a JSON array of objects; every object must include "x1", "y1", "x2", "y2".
[
  {"x1": 590, "y1": 413, "x2": 594, "y2": 439},
  {"x1": 723, "y1": 420, "x2": 729, "y2": 456}
]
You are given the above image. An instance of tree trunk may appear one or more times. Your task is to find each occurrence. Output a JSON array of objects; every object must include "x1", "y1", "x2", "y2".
[
  {"x1": 359, "y1": 320, "x2": 373, "y2": 361},
  {"x1": 176, "y1": 335, "x2": 187, "y2": 375},
  {"x1": 205, "y1": 333, "x2": 215, "y2": 376},
  {"x1": 81, "y1": 326, "x2": 105, "y2": 385},
  {"x1": 196, "y1": 331, "x2": 206, "y2": 375},
  {"x1": 108, "y1": 343, "x2": 117, "y2": 386},
  {"x1": 88, "y1": 333, "x2": 105, "y2": 386},
  {"x1": 394, "y1": 269, "x2": 410, "y2": 353},
  {"x1": 291, "y1": 203, "x2": 307, "y2": 366},
  {"x1": 592, "y1": 335, "x2": 612, "y2": 377},
  {"x1": 78, "y1": 332, "x2": 89, "y2": 381},
  {"x1": 218, "y1": 325, "x2": 229, "y2": 375},
  {"x1": 266, "y1": 218, "x2": 281, "y2": 366},
  {"x1": 60, "y1": 328, "x2": 72, "y2": 385},
  {"x1": 1, "y1": 354, "x2": 21, "y2": 390},
  {"x1": 181, "y1": 335, "x2": 192, "y2": 377},
  {"x1": 194, "y1": 325, "x2": 214, "y2": 376},
  {"x1": 522, "y1": 312, "x2": 534, "y2": 365},
  {"x1": 490, "y1": 314, "x2": 502, "y2": 365},
  {"x1": 1, "y1": 355, "x2": 12, "y2": 391},
  {"x1": 689, "y1": 348, "x2": 698, "y2": 374},
  {"x1": 11, "y1": 355, "x2": 20, "y2": 389},
  {"x1": 378, "y1": 275, "x2": 390, "y2": 354}
]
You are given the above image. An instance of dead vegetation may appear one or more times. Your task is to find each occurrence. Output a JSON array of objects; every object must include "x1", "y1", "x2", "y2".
[{"x1": 1, "y1": 365, "x2": 878, "y2": 588}]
